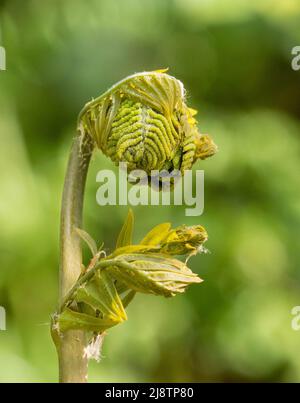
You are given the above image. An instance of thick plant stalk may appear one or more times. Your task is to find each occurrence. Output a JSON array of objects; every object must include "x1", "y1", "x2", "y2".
[{"x1": 58, "y1": 132, "x2": 94, "y2": 383}]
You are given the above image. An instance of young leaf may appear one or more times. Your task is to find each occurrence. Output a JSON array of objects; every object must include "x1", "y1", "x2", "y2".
[
  {"x1": 109, "y1": 244, "x2": 159, "y2": 258},
  {"x1": 140, "y1": 222, "x2": 171, "y2": 245},
  {"x1": 94, "y1": 271, "x2": 127, "y2": 321},
  {"x1": 116, "y1": 209, "x2": 134, "y2": 249},
  {"x1": 75, "y1": 271, "x2": 127, "y2": 322},
  {"x1": 57, "y1": 308, "x2": 119, "y2": 333},
  {"x1": 108, "y1": 254, "x2": 202, "y2": 298},
  {"x1": 115, "y1": 281, "x2": 130, "y2": 295},
  {"x1": 75, "y1": 228, "x2": 98, "y2": 256},
  {"x1": 121, "y1": 290, "x2": 136, "y2": 308}
]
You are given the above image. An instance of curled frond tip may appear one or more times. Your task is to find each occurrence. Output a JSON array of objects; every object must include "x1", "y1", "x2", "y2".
[{"x1": 78, "y1": 70, "x2": 217, "y2": 176}]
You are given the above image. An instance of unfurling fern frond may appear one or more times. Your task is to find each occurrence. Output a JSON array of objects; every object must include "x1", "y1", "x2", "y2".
[{"x1": 78, "y1": 70, "x2": 217, "y2": 177}]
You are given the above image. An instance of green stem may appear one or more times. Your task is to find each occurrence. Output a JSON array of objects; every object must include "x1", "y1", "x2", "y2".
[
  {"x1": 58, "y1": 131, "x2": 94, "y2": 383},
  {"x1": 60, "y1": 258, "x2": 117, "y2": 313}
]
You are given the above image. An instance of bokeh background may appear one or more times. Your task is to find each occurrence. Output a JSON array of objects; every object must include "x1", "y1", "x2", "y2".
[{"x1": 1, "y1": 0, "x2": 300, "y2": 382}]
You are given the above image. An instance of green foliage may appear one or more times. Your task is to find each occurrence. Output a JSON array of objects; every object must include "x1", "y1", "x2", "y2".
[
  {"x1": 53, "y1": 211, "x2": 206, "y2": 346},
  {"x1": 75, "y1": 271, "x2": 127, "y2": 322},
  {"x1": 76, "y1": 228, "x2": 98, "y2": 256},
  {"x1": 57, "y1": 309, "x2": 118, "y2": 333},
  {"x1": 115, "y1": 209, "x2": 134, "y2": 249}
]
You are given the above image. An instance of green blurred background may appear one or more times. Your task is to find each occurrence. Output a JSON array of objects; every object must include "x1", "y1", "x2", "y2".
[{"x1": 1, "y1": 0, "x2": 300, "y2": 382}]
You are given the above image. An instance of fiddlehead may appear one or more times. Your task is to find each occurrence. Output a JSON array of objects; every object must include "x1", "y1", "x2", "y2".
[{"x1": 79, "y1": 70, "x2": 217, "y2": 177}]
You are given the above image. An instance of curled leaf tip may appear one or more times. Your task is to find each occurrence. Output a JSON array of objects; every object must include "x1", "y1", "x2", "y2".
[
  {"x1": 194, "y1": 134, "x2": 218, "y2": 160},
  {"x1": 138, "y1": 222, "x2": 208, "y2": 256},
  {"x1": 159, "y1": 224, "x2": 208, "y2": 255},
  {"x1": 79, "y1": 70, "x2": 217, "y2": 179}
]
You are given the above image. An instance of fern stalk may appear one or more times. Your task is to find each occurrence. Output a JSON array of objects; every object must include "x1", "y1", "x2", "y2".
[{"x1": 58, "y1": 133, "x2": 93, "y2": 383}]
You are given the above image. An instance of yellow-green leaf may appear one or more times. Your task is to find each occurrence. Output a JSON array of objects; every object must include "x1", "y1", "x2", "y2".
[
  {"x1": 108, "y1": 254, "x2": 202, "y2": 298},
  {"x1": 57, "y1": 308, "x2": 118, "y2": 333},
  {"x1": 109, "y1": 244, "x2": 159, "y2": 258},
  {"x1": 121, "y1": 290, "x2": 136, "y2": 308},
  {"x1": 140, "y1": 222, "x2": 171, "y2": 245},
  {"x1": 75, "y1": 271, "x2": 127, "y2": 322},
  {"x1": 154, "y1": 68, "x2": 169, "y2": 73},
  {"x1": 75, "y1": 228, "x2": 98, "y2": 256},
  {"x1": 116, "y1": 209, "x2": 134, "y2": 249}
]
